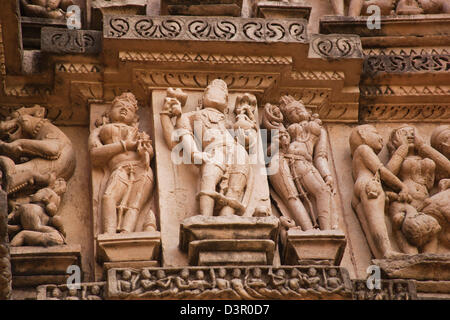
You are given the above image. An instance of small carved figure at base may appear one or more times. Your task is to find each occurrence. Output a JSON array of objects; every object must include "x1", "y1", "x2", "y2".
[{"x1": 8, "y1": 178, "x2": 67, "y2": 247}]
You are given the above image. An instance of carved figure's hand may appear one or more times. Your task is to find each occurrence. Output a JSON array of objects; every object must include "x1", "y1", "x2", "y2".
[
  {"x1": 162, "y1": 97, "x2": 182, "y2": 118},
  {"x1": 398, "y1": 188, "x2": 412, "y2": 203},
  {"x1": 325, "y1": 175, "x2": 334, "y2": 193},
  {"x1": 124, "y1": 140, "x2": 138, "y2": 151}
]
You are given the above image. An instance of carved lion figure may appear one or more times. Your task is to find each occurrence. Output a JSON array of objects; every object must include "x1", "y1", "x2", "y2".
[{"x1": 0, "y1": 105, "x2": 76, "y2": 195}]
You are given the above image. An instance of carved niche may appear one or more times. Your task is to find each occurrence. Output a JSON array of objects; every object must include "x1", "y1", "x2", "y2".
[
  {"x1": 89, "y1": 92, "x2": 160, "y2": 265},
  {"x1": 261, "y1": 96, "x2": 346, "y2": 266},
  {"x1": 154, "y1": 79, "x2": 278, "y2": 266}
]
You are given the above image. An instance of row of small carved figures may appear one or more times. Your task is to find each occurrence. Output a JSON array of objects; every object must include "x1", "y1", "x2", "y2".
[
  {"x1": 352, "y1": 280, "x2": 414, "y2": 300},
  {"x1": 113, "y1": 266, "x2": 351, "y2": 299},
  {"x1": 40, "y1": 283, "x2": 104, "y2": 300}
]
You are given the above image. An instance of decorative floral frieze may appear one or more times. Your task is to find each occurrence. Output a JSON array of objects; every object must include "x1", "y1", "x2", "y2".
[
  {"x1": 364, "y1": 54, "x2": 450, "y2": 76},
  {"x1": 104, "y1": 15, "x2": 308, "y2": 43},
  {"x1": 134, "y1": 70, "x2": 279, "y2": 91}
]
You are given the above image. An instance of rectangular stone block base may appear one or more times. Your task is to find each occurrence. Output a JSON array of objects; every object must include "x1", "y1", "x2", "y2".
[
  {"x1": 180, "y1": 216, "x2": 279, "y2": 266},
  {"x1": 189, "y1": 239, "x2": 275, "y2": 266},
  {"x1": 96, "y1": 231, "x2": 161, "y2": 263},
  {"x1": 256, "y1": 1, "x2": 311, "y2": 19},
  {"x1": 11, "y1": 245, "x2": 81, "y2": 288},
  {"x1": 283, "y1": 229, "x2": 346, "y2": 266}
]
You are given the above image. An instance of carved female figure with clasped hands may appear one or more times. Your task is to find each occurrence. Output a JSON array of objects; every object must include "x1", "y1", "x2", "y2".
[{"x1": 89, "y1": 92, "x2": 156, "y2": 234}]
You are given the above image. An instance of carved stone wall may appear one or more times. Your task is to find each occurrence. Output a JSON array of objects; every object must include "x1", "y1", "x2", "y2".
[{"x1": 0, "y1": 0, "x2": 449, "y2": 301}]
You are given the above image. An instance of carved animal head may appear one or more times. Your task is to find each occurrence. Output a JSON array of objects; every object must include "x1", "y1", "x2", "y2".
[{"x1": 0, "y1": 105, "x2": 46, "y2": 141}]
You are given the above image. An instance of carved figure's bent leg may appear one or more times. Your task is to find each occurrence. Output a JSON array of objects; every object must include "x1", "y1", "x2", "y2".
[{"x1": 0, "y1": 156, "x2": 55, "y2": 194}]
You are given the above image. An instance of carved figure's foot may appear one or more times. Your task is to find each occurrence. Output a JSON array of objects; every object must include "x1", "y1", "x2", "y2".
[{"x1": 383, "y1": 250, "x2": 407, "y2": 259}]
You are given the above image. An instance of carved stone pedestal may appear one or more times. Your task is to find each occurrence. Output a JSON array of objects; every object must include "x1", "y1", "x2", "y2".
[
  {"x1": 256, "y1": 1, "x2": 311, "y2": 20},
  {"x1": 96, "y1": 232, "x2": 161, "y2": 264},
  {"x1": 282, "y1": 229, "x2": 346, "y2": 266},
  {"x1": 10, "y1": 245, "x2": 81, "y2": 288},
  {"x1": 180, "y1": 216, "x2": 279, "y2": 266},
  {"x1": 91, "y1": 0, "x2": 147, "y2": 29}
]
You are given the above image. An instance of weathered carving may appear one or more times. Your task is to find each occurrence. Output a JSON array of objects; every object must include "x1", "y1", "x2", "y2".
[
  {"x1": 349, "y1": 125, "x2": 409, "y2": 259},
  {"x1": 385, "y1": 125, "x2": 445, "y2": 254},
  {"x1": 0, "y1": 106, "x2": 76, "y2": 247},
  {"x1": 262, "y1": 96, "x2": 336, "y2": 231},
  {"x1": 135, "y1": 70, "x2": 279, "y2": 92},
  {"x1": 423, "y1": 125, "x2": 450, "y2": 250},
  {"x1": 364, "y1": 53, "x2": 450, "y2": 75},
  {"x1": 309, "y1": 34, "x2": 363, "y2": 59},
  {"x1": 41, "y1": 28, "x2": 102, "y2": 54},
  {"x1": 352, "y1": 279, "x2": 417, "y2": 300},
  {"x1": 20, "y1": 0, "x2": 74, "y2": 19},
  {"x1": 108, "y1": 266, "x2": 353, "y2": 299},
  {"x1": 89, "y1": 92, "x2": 156, "y2": 235},
  {"x1": 55, "y1": 63, "x2": 102, "y2": 74},
  {"x1": 104, "y1": 15, "x2": 308, "y2": 43},
  {"x1": 37, "y1": 282, "x2": 105, "y2": 300},
  {"x1": 395, "y1": 0, "x2": 450, "y2": 14}
]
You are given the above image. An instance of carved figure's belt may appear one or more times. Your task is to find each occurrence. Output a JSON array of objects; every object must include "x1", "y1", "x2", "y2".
[
  {"x1": 110, "y1": 160, "x2": 147, "y2": 173},
  {"x1": 283, "y1": 153, "x2": 313, "y2": 163}
]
